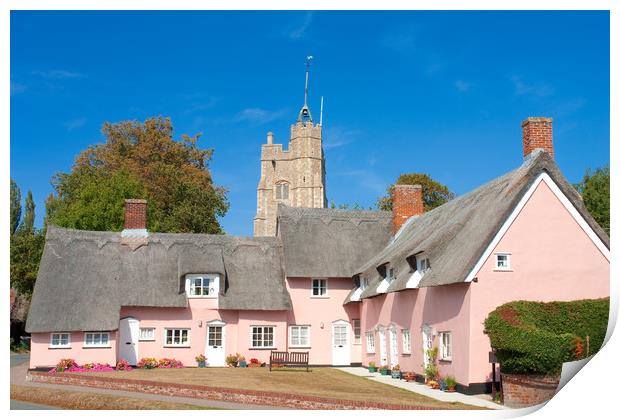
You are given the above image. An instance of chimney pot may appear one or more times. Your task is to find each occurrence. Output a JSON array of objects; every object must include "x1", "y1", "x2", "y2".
[
  {"x1": 521, "y1": 117, "x2": 553, "y2": 159},
  {"x1": 392, "y1": 184, "x2": 424, "y2": 235},
  {"x1": 267, "y1": 132, "x2": 274, "y2": 145}
]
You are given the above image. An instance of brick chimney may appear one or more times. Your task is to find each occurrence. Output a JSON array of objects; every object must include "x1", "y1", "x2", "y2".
[
  {"x1": 392, "y1": 184, "x2": 424, "y2": 235},
  {"x1": 121, "y1": 199, "x2": 148, "y2": 250},
  {"x1": 522, "y1": 117, "x2": 553, "y2": 159}
]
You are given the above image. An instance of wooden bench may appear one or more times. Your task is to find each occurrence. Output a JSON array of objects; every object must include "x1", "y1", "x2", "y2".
[{"x1": 269, "y1": 350, "x2": 310, "y2": 372}]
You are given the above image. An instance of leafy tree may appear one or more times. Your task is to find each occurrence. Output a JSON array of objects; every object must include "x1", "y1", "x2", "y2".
[
  {"x1": 377, "y1": 173, "x2": 455, "y2": 211},
  {"x1": 10, "y1": 179, "x2": 21, "y2": 235},
  {"x1": 574, "y1": 165, "x2": 610, "y2": 235},
  {"x1": 47, "y1": 117, "x2": 229, "y2": 233},
  {"x1": 19, "y1": 190, "x2": 35, "y2": 234}
]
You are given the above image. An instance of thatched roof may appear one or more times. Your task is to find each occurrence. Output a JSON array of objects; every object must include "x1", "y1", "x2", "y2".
[
  {"x1": 277, "y1": 205, "x2": 392, "y2": 278},
  {"x1": 26, "y1": 228, "x2": 290, "y2": 333},
  {"x1": 359, "y1": 151, "x2": 610, "y2": 299}
]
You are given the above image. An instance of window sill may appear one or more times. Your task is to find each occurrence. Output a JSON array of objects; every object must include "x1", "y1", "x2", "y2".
[
  {"x1": 439, "y1": 358, "x2": 452, "y2": 363},
  {"x1": 493, "y1": 268, "x2": 513, "y2": 272},
  {"x1": 163, "y1": 345, "x2": 191, "y2": 348},
  {"x1": 402, "y1": 352, "x2": 411, "y2": 355},
  {"x1": 138, "y1": 339, "x2": 156, "y2": 342},
  {"x1": 48, "y1": 346, "x2": 71, "y2": 350},
  {"x1": 187, "y1": 296, "x2": 218, "y2": 299},
  {"x1": 310, "y1": 296, "x2": 330, "y2": 299},
  {"x1": 82, "y1": 346, "x2": 112, "y2": 349},
  {"x1": 366, "y1": 351, "x2": 376, "y2": 355},
  {"x1": 289, "y1": 346, "x2": 311, "y2": 349},
  {"x1": 249, "y1": 347, "x2": 277, "y2": 350}
]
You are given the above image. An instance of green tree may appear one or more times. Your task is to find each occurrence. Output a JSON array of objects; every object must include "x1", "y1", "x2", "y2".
[
  {"x1": 574, "y1": 165, "x2": 610, "y2": 235},
  {"x1": 10, "y1": 179, "x2": 21, "y2": 235},
  {"x1": 19, "y1": 190, "x2": 35, "y2": 234},
  {"x1": 47, "y1": 117, "x2": 229, "y2": 233},
  {"x1": 377, "y1": 173, "x2": 455, "y2": 211}
]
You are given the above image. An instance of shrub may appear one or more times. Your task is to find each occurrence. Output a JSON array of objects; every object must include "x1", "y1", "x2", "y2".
[
  {"x1": 195, "y1": 354, "x2": 206, "y2": 363},
  {"x1": 116, "y1": 359, "x2": 132, "y2": 371},
  {"x1": 158, "y1": 358, "x2": 184, "y2": 368},
  {"x1": 249, "y1": 358, "x2": 260, "y2": 365},
  {"x1": 484, "y1": 298, "x2": 609, "y2": 375},
  {"x1": 225, "y1": 353, "x2": 240, "y2": 367},
  {"x1": 50, "y1": 360, "x2": 115, "y2": 373},
  {"x1": 137, "y1": 357, "x2": 159, "y2": 369},
  {"x1": 368, "y1": 361, "x2": 376, "y2": 368},
  {"x1": 55, "y1": 358, "x2": 78, "y2": 372},
  {"x1": 392, "y1": 364, "x2": 400, "y2": 371},
  {"x1": 423, "y1": 347, "x2": 439, "y2": 380},
  {"x1": 445, "y1": 376, "x2": 457, "y2": 390}
]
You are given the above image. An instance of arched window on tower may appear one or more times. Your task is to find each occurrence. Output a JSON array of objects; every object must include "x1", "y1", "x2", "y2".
[{"x1": 275, "y1": 182, "x2": 289, "y2": 201}]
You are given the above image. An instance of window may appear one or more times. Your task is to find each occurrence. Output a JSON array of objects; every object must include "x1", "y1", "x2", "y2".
[
  {"x1": 418, "y1": 258, "x2": 430, "y2": 272},
  {"x1": 312, "y1": 279, "x2": 328, "y2": 296},
  {"x1": 439, "y1": 331, "x2": 452, "y2": 361},
  {"x1": 139, "y1": 328, "x2": 155, "y2": 341},
  {"x1": 84, "y1": 332, "x2": 110, "y2": 348},
  {"x1": 186, "y1": 274, "x2": 218, "y2": 297},
  {"x1": 165, "y1": 329, "x2": 190, "y2": 347},
  {"x1": 251, "y1": 326, "x2": 274, "y2": 348},
  {"x1": 360, "y1": 277, "x2": 369, "y2": 291},
  {"x1": 387, "y1": 267, "x2": 395, "y2": 283},
  {"x1": 365, "y1": 331, "x2": 375, "y2": 353},
  {"x1": 289, "y1": 325, "x2": 310, "y2": 347},
  {"x1": 402, "y1": 329, "x2": 411, "y2": 354},
  {"x1": 50, "y1": 333, "x2": 70, "y2": 348},
  {"x1": 275, "y1": 183, "x2": 289, "y2": 200},
  {"x1": 352, "y1": 319, "x2": 361, "y2": 344},
  {"x1": 495, "y1": 253, "x2": 511, "y2": 270}
]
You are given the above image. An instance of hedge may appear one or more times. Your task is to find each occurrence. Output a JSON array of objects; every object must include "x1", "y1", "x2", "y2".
[{"x1": 484, "y1": 298, "x2": 609, "y2": 375}]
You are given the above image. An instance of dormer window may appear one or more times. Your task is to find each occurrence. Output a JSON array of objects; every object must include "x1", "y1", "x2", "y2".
[
  {"x1": 418, "y1": 258, "x2": 430, "y2": 273},
  {"x1": 386, "y1": 267, "x2": 395, "y2": 283},
  {"x1": 275, "y1": 182, "x2": 289, "y2": 200},
  {"x1": 186, "y1": 274, "x2": 219, "y2": 298},
  {"x1": 360, "y1": 277, "x2": 369, "y2": 291}
]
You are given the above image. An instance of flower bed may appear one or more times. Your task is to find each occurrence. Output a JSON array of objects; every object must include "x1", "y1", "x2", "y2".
[{"x1": 49, "y1": 359, "x2": 116, "y2": 374}]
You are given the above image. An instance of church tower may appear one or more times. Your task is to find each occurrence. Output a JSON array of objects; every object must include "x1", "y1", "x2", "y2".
[{"x1": 253, "y1": 58, "x2": 326, "y2": 237}]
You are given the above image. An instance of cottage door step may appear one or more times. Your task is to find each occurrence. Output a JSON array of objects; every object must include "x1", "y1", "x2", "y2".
[
  {"x1": 206, "y1": 323, "x2": 225, "y2": 367},
  {"x1": 119, "y1": 317, "x2": 139, "y2": 366},
  {"x1": 332, "y1": 321, "x2": 351, "y2": 366}
]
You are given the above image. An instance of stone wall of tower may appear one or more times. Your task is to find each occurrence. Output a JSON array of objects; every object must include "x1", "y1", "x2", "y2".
[{"x1": 253, "y1": 122, "x2": 326, "y2": 237}]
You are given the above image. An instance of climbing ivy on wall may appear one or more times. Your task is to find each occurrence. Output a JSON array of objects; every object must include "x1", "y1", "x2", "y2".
[{"x1": 484, "y1": 298, "x2": 609, "y2": 375}]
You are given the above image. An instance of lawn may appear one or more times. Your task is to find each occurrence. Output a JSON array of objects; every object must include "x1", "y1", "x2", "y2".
[
  {"x1": 87, "y1": 367, "x2": 478, "y2": 409},
  {"x1": 10, "y1": 385, "x2": 218, "y2": 410}
]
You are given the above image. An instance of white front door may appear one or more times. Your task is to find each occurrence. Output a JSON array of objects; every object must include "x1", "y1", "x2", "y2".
[
  {"x1": 378, "y1": 327, "x2": 388, "y2": 366},
  {"x1": 332, "y1": 321, "x2": 351, "y2": 366},
  {"x1": 206, "y1": 321, "x2": 225, "y2": 367},
  {"x1": 422, "y1": 325, "x2": 433, "y2": 368},
  {"x1": 389, "y1": 326, "x2": 399, "y2": 368},
  {"x1": 119, "y1": 317, "x2": 139, "y2": 365}
]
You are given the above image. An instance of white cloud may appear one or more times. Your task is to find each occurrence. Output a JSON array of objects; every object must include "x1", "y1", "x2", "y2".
[
  {"x1": 333, "y1": 169, "x2": 386, "y2": 194},
  {"x1": 288, "y1": 12, "x2": 314, "y2": 40},
  {"x1": 510, "y1": 75, "x2": 553, "y2": 97},
  {"x1": 32, "y1": 69, "x2": 85, "y2": 79},
  {"x1": 454, "y1": 80, "x2": 472, "y2": 92},
  {"x1": 323, "y1": 126, "x2": 362, "y2": 150},
  {"x1": 63, "y1": 117, "x2": 87, "y2": 131},
  {"x1": 234, "y1": 108, "x2": 287, "y2": 124}
]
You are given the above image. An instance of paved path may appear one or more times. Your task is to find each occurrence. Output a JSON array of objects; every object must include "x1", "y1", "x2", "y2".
[
  {"x1": 11, "y1": 400, "x2": 57, "y2": 410},
  {"x1": 337, "y1": 367, "x2": 505, "y2": 410},
  {"x1": 10, "y1": 355, "x2": 286, "y2": 410}
]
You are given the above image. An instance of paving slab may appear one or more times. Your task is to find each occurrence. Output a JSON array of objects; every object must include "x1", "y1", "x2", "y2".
[{"x1": 337, "y1": 367, "x2": 505, "y2": 410}]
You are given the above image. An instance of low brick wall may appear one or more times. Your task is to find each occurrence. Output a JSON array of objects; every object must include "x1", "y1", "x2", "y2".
[
  {"x1": 27, "y1": 371, "x2": 440, "y2": 410},
  {"x1": 501, "y1": 373, "x2": 560, "y2": 408}
]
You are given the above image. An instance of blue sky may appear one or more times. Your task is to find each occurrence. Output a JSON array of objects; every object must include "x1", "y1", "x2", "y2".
[{"x1": 10, "y1": 11, "x2": 610, "y2": 236}]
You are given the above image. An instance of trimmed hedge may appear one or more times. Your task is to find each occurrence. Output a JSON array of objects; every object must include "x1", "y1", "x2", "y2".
[{"x1": 484, "y1": 298, "x2": 609, "y2": 375}]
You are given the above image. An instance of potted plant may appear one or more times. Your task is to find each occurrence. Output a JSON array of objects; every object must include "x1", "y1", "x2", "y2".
[
  {"x1": 195, "y1": 354, "x2": 207, "y2": 368},
  {"x1": 391, "y1": 364, "x2": 402, "y2": 379},
  {"x1": 403, "y1": 371, "x2": 415, "y2": 382},
  {"x1": 249, "y1": 358, "x2": 261, "y2": 367},
  {"x1": 368, "y1": 361, "x2": 377, "y2": 373},
  {"x1": 427, "y1": 379, "x2": 440, "y2": 389},
  {"x1": 439, "y1": 378, "x2": 447, "y2": 391},
  {"x1": 379, "y1": 365, "x2": 390, "y2": 375},
  {"x1": 445, "y1": 376, "x2": 457, "y2": 392},
  {"x1": 137, "y1": 357, "x2": 159, "y2": 369},
  {"x1": 238, "y1": 355, "x2": 247, "y2": 368},
  {"x1": 423, "y1": 347, "x2": 439, "y2": 384},
  {"x1": 225, "y1": 353, "x2": 239, "y2": 367}
]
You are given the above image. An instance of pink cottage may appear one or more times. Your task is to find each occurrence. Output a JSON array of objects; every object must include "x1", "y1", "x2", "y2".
[{"x1": 26, "y1": 111, "x2": 609, "y2": 395}]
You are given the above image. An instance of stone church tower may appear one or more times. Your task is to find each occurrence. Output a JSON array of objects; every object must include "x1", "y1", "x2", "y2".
[{"x1": 253, "y1": 62, "x2": 326, "y2": 237}]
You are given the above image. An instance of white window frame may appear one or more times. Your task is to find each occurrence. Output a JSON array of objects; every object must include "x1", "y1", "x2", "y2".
[
  {"x1": 275, "y1": 182, "x2": 289, "y2": 200},
  {"x1": 402, "y1": 329, "x2": 411, "y2": 354},
  {"x1": 365, "y1": 331, "x2": 376, "y2": 354},
  {"x1": 49, "y1": 332, "x2": 71, "y2": 349},
  {"x1": 494, "y1": 253, "x2": 512, "y2": 271},
  {"x1": 185, "y1": 274, "x2": 219, "y2": 298},
  {"x1": 164, "y1": 328, "x2": 191, "y2": 347},
  {"x1": 289, "y1": 325, "x2": 311, "y2": 348},
  {"x1": 386, "y1": 265, "x2": 395, "y2": 283},
  {"x1": 84, "y1": 332, "x2": 110, "y2": 348},
  {"x1": 418, "y1": 257, "x2": 430, "y2": 273},
  {"x1": 139, "y1": 327, "x2": 156, "y2": 341},
  {"x1": 352, "y1": 319, "x2": 361, "y2": 344},
  {"x1": 360, "y1": 277, "x2": 369, "y2": 291},
  {"x1": 439, "y1": 331, "x2": 452, "y2": 361},
  {"x1": 251, "y1": 325, "x2": 275, "y2": 349},
  {"x1": 311, "y1": 278, "x2": 328, "y2": 297}
]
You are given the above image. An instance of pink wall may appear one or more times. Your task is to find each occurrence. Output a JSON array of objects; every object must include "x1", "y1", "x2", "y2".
[
  {"x1": 30, "y1": 331, "x2": 118, "y2": 369},
  {"x1": 286, "y1": 277, "x2": 361, "y2": 364},
  {"x1": 361, "y1": 285, "x2": 471, "y2": 383},
  {"x1": 467, "y1": 180, "x2": 610, "y2": 384}
]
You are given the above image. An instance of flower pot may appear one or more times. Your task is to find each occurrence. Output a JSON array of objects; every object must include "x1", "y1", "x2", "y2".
[
  {"x1": 198, "y1": 361, "x2": 206, "y2": 368},
  {"x1": 368, "y1": 367, "x2": 376, "y2": 373},
  {"x1": 446, "y1": 388, "x2": 456, "y2": 393},
  {"x1": 239, "y1": 361, "x2": 247, "y2": 368},
  {"x1": 380, "y1": 368, "x2": 390, "y2": 376},
  {"x1": 391, "y1": 371, "x2": 402, "y2": 379}
]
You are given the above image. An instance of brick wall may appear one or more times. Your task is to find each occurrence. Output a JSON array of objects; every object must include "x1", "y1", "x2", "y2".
[
  {"x1": 522, "y1": 117, "x2": 553, "y2": 159},
  {"x1": 501, "y1": 373, "x2": 560, "y2": 408},
  {"x1": 124, "y1": 199, "x2": 147, "y2": 230},
  {"x1": 392, "y1": 184, "x2": 424, "y2": 234}
]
